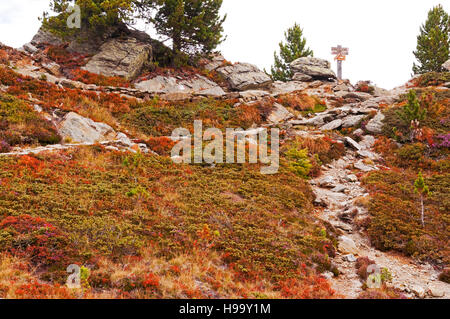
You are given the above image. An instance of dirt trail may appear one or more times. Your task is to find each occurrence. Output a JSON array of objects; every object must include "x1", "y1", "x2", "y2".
[{"x1": 310, "y1": 144, "x2": 449, "y2": 299}]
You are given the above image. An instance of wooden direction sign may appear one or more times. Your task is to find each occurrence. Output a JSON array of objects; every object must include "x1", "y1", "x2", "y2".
[
  {"x1": 331, "y1": 45, "x2": 349, "y2": 56},
  {"x1": 331, "y1": 45, "x2": 349, "y2": 80}
]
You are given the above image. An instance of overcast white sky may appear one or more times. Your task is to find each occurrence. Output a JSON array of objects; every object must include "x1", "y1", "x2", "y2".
[{"x1": 0, "y1": 0, "x2": 448, "y2": 89}]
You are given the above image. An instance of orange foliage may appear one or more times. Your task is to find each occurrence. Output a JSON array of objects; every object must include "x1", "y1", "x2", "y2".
[
  {"x1": 44, "y1": 45, "x2": 87, "y2": 69},
  {"x1": 146, "y1": 136, "x2": 176, "y2": 156},
  {"x1": 277, "y1": 275, "x2": 335, "y2": 299},
  {"x1": 70, "y1": 69, "x2": 131, "y2": 88},
  {"x1": 142, "y1": 273, "x2": 160, "y2": 290},
  {"x1": 276, "y1": 93, "x2": 318, "y2": 111},
  {"x1": 14, "y1": 281, "x2": 74, "y2": 299},
  {"x1": 0, "y1": 66, "x2": 133, "y2": 114}
]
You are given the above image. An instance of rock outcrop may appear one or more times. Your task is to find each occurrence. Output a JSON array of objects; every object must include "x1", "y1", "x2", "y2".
[
  {"x1": 217, "y1": 63, "x2": 272, "y2": 91},
  {"x1": 443, "y1": 59, "x2": 450, "y2": 72},
  {"x1": 30, "y1": 27, "x2": 114, "y2": 55},
  {"x1": 135, "y1": 75, "x2": 225, "y2": 97},
  {"x1": 290, "y1": 57, "x2": 337, "y2": 81},
  {"x1": 203, "y1": 53, "x2": 226, "y2": 71},
  {"x1": 58, "y1": 112, "x2": 117, "y2": 144},
  {"x1": 365, "y1": 112, "x2": 385, "y2": 134},
  {"x1": 270, "y1": 80, "x2": 308, "y2": 95},
  {"x1": 30, "y1": 28, "x2": 63, "y2": 47},
  {"x1": 82, "y1": 37, "x2": 152, "y2": 80},
  {"x1": 267, "y1": 103, "x2": 294, "y2": 124}
]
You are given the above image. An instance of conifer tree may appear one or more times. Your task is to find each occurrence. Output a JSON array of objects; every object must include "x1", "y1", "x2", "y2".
[
  {"x1": 397, "y1": 90, "x2": 427, "y2": 124},
  {"x1": 270, "y1": 23, "x2": 313, "y2": 82},
  {"x1": 148, "y1": 0, "x2": 226, "y2": 64},
  {"x1": 413, "y1": 5, "x2": 450, "y2": 74},
  {"x1": 43, "y1": 0, "x2": 136, "y2": 38},
  {"x1": 414, "y1": 171, "x2": 430, "y2": 227}
]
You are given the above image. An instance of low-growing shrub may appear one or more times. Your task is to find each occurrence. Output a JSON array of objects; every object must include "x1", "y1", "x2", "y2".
[
  {"x1": 285, "y1": 148, "x2": 312, "y2": 178},
  {"x1": 412, "y1": 72, "x2": 450, "y2": 87},
  {"x1": 0, "y1": 215, "x2": 74, "y2": 266},
  {"x1": 355, "y1": 257, "x2": 376, "y2": 280},
  {"x1": 0, "y1": 140, "x2": 11, "y2": 153},
  {"x1": 70, "y1": 69, "x2": 131, "y2": 88},
  {"x1": 276, "y1": 93, "x2": 326, "y2": 114},
  {"x1": 362, "y1": 170, "x2": 449, "y2": 265},
  {"x1": 438, "y1": 268, "x2": 450, "y2": 284}
]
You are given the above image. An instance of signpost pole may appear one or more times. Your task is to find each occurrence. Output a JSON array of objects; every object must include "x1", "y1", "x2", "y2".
[
  {"x1": 337, "y1": 60, "x2": 342, "y2": 80},
  {"x1": 331, "y1": 45, "x2": 349, "y2": 81}
]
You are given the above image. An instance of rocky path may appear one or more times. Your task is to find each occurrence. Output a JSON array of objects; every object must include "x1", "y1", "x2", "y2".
[{"x1": 308, "y1": 135, "x2": 449, "y2": 299}]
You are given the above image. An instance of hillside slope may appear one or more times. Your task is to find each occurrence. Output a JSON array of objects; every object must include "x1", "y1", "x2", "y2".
[{"x1": 0, "y1": 35, "x2": 448, "y2": 299}]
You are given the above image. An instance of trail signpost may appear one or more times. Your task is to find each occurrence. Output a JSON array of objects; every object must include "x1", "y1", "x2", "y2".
[{"x1": 331, "y1": 45, "x2": 349, "y2": 80}]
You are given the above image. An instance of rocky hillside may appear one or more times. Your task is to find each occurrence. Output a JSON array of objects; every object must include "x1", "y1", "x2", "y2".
[{"x1": 0, "y1": 27, "x2": 448, "y2": 299}]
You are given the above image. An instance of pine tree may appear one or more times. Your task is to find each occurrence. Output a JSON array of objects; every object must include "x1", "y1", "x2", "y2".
[
  {"x1": 270, "y1": 23, "x2": 313, "y2": 82},
  {"x1": 414, "y1": 171, "x2": 430, "y2": 227},
  {"x1": 413, "y1": 5, "x2": 450, "y2": 74},
  {"x1": 148, "y1": 0, "x2": 226, "y2": 65},
  {"x1": 43, "y1": 0, "x2": 136, "y2": 38},
  {"x1": 397, "y1": 90, "x2": 427, "y2": 124}
]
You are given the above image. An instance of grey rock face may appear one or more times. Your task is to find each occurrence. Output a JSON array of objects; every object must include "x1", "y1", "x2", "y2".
[
  {"x1": 267, "y1": 103, "x2": 294, "y2": 124},
  {"x1": 320, "y1": 119, "x2": 343, "y2": 131},
  {"x1": 83, "y1": 38, "x2": 152, "y2": 80},
  {"x1": 290, "y1": 57, "x2": 337, "y2": 81},
  {"x1": 270, "y1": 81, "x2": 308, "y2": 95},
  {"x1": 292, "y1": 73, "x2": 313, "y2": 82},
  {"x1": 31, "y1": 28, "x2": 63, "y2": 47},
  {"x1": 135, "y1": 75, "x2": 225, "y2": 97},
  {"x1": 359, "y1": 135, "x2": 376, "y2": 150},
  {"x1": 30, "y1": 27, "x2": 110, "y2": 55},
  {"x1": 342, "y1": 115, "x2": 365, "y2": 128},
  {"x1": 354, "y1": 160, "x2": 377, "y2": 172},
  {"x1": 344, "y1": 137, "x2": 362, "y2": 151},
  {"x1": 58, "y1": 112, "x2": 116, "y2": 144},
  {"x1": 290, "y1": 113, "x2": 334, "y2": 127},
  {"x1": 366, "y1": 112, "x2": 385, "y2": 134},
  {"x1": 204, "y1": 54, "x2": 225, "y2": 71},
  {"x1": 338, "y1": 236, "x2": 359, "y2": 255},
  {"x1": 217, "y1": 63, "x2": 272, "y2": 91},
  {"x1": 443, "y1": 59, "x2": 450, "y2": 72},
  {"x1": 22, "y1": 42, "x2": 39, "y2": 54},
  {"x1": 335, "y1": 91, "x2": 373, "y2": 101}
]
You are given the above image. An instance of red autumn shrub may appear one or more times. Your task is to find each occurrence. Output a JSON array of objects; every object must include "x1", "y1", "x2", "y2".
[
  {"x1": 142, "y1": 273, "x2": 160, "y2": 290},
  {"x1": 0, "y1": 66, "x2": 133, "y2": 116},
  {"x1": 13, "y1": 281, "x2": 74, "y2": 299},
  {"x1": 0, "y1": 215, "x2": 72, "y2": 266},
  {"x1": 355, "y1": 257, "x2": 376, "y2": 280},
  {"x1": 439, "y1": 268, "x2": 450, "y2": 284},
  {"x1": 45, "y1": 45, "x2": 87, "y2": 69},
  {"x1": 0, "y1": 49, "x2": 8, "y2": 65},
  {"x1": 146, "y1": 137, "x2": 176, "y2": 156},
  {"x1": 276, "y1": 93, "x2": 320, "y2": 112},
  {"x1": 70, "y1": 69, "x2": 130, "y2": 88},
  {"x1": 277, "y1": 275, "x2": 335, "y2": 299},
  {"x1": 0, "y1": 140, "x2": 11, "y2": 153}
]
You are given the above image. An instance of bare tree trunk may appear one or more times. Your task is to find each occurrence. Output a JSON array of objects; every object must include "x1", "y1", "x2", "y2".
[{"x1": 420, "y1": 194, "x2": 425, "y2": 227}]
